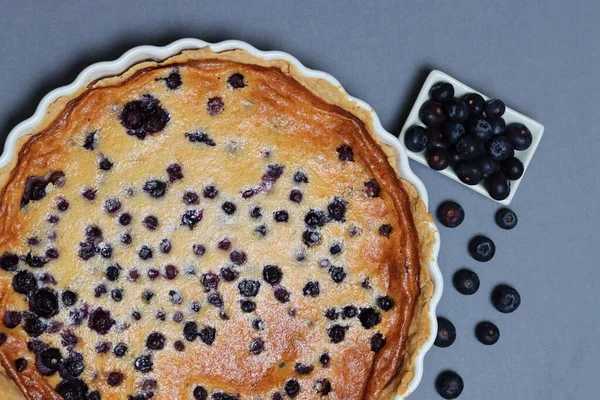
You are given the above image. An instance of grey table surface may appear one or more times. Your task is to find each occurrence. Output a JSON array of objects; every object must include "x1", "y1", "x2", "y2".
[{"x1": 0, "y1": 1, "x2": 598, "y2": 399}]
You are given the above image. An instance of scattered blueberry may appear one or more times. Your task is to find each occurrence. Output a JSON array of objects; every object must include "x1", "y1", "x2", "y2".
[
  {"x1": 207, "y1": 97, "x2": 224, "y2": 115},
  {"x1": 327, "y1": 324, "x2": 347, "y2": 343},
  {"x1": 495, "y1": 208, "x2": 518, "y2": 230},
  {"x1": 227, "y1": 73, "x2": 246, "y2": 89},
  {"x1": 436, "y1": 370, "x2": 464, "y2": 399},
  {"x1": 358, "y1": 307, "x2": 381, "y2": 329},
  {"x1": 302, "y1": 281, "x2": 320, "y2": 297},
  {"x1": 13, "y1": 270, "x2": 37, "y2": 294},
  {"x1": 492, "y1": 285, "x2": 521, "y2": 313},
  {"x1": 436, "y1": 201, "x2": 465, "y2": 228},
  {"x1": 435, "y1": 317, "x2": 456, "y2": 348},
  {"x1": 453, "y1": 269, "x2": 480, "y2": 295},
  {"x1": 469, "y1": 235, "x2": 496, "y2": 262},
  {"x1": 134, "y1": 355, "x2": 153, "y2": 373},
  {"x1": 475, "y1": 321, "x2": 500, "y2": 345},
  {"x1": 370, "y1": 332, "x2": 386, "y2": 352},
  {"x1": 336, "y1": 144, "x2": 354, "y2": 161}
]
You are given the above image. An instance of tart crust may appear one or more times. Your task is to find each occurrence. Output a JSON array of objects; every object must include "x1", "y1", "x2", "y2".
[{"x1": 0, "y1": 47, "x2": 435, "y2": 400}]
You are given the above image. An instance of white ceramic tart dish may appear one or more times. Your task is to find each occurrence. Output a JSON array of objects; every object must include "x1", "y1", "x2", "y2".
[{"x1": 0, "y1": 39, "x2": 442, "y2": 400}]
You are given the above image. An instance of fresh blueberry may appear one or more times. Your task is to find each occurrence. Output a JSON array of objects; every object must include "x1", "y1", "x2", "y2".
[
  {"x1": 436, "y1": 201, "x2": 465, "y2": 228},
  {"x1": 496, "y1": 208, "x2": 518, "y2": 230},
  {"x1": 502, "y1": 157, "x2": 524, "y2": 180},
  {"x1": 455, "y1": 136, "x2": 481, "y2": 161},
  {"x1": 419, "y1": 100, "x2": 446, "y2": 127},
  {"x1": 492, "y1": 284, "x2": 521, "y2": 313},
  {"x1": 505, "y1": 123, "x2": 533, "y2": 150},
  {"x1": 426, "y1": 127, "x2": 449, "y2": 150},
  {"x1": 486, "y1": 172, "x2": 511, "y2": 200},
  {"x1": 430, "y1": 82, "x2": 455, "y2": 103},
  {"x1": 404, "y1": 125, "x2": 428, "y2": 152},
  {"x1": 475, "y1": 321, "x2": 500, "y2": 345},
  {"x1": 434, "y1": 317, "x2": 456, "y2": 348},
  {"x1": 486, "y1": 136, "x2": 514, "y2": 160},
  {"x1": 442, "y1": 122, "x2": 465, "y2": 144},
  {"x1": 436, "y1": 370, "x2": 464, "y2": 399},
  {"x1": 485, "y1": 99, "x2": 505, "y2": 119},
  {"x1": 453, "y1": 269, "x2": 480, "y2": 295},
  {"x1": 477, "y1": 155, "x2": 499, "y2": 179},
  {"x1": 463, "y1": 93, "x2": 485, "y2": 117},
  {"x1": 489, "y1": 117, "x2": 506, "y2": 135},
  {"x1": 455, "y1": 161, "x2": 483, "y2": 185},
  {"x1": 427, "y1": 148, "x2": 450, "y2": 171},
  {"x1": 448, "y1": 148, "x2": 462, "y2": 166},
  {"x1": 468, "y1": 118, "x2": 493, "y2": 142},
  {"x1": 469, "y1": 235, "x2": 495, "y2": 262},
  {"x1": 445, "y1": 99, "x2": 469, "y2": 123}
]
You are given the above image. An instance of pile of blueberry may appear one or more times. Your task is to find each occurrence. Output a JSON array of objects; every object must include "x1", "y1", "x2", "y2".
[
  {"x1": 404, "y1": 82, "x2": 533, "y2": 200},
  {"x1": 433, "y1": 201, "x2": 521, "y2": 399}
]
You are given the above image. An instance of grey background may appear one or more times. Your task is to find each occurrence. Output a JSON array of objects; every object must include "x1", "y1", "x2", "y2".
[{"x1": 0, "y1": 1, "x2": 597, "y2": 399}]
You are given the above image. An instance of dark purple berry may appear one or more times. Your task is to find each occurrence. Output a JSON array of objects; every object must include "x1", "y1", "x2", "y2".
[
  {"x1": 455, "y1": 161, "x2": 483, "y2": 185},
  {"x1": 295, "y1": 362, "x2": 314, "y2": 375},
  {"x1": 434, "y1": 317, "x2": 456, "y2": 348},
  {"x1": 98, "y1": 157, "x2": 114, "y2": 171},
  {"x1": 502, "y1": 157, "x2": 524, "y2": 180},
  {"x1": 469, "y1": 235, "x2": 495, "y2": 262},
  {"x1": 107, "y1": 371, "x2": 123, "y2": 386},
  {"x1": 456, "y1": 136, "x2": 481, "y2": 161},
  {"x1": 453, "y1": 269, "x2": 480, "y2": 295},
  {"x1": 4, "y1": 311, "x2": 21, "y2": 329},
  {"x1": 358, "y1": 307, "x2": 381, "y2": 329},
  {"x1": 88, "y1": 308, "x2": 115, "y2": 335},
  {"x1": 427, "y1": 148, "x2": 450, "y2": 171},
  {"x1": 142, "y1": 180, "x2": 167, "y2": 198},
  {"x1": 143, "y1": 215, "x2": 158, "y2": 230},
  {"x1": 486, "y1": 172, "x2": 511, "y2": 200},
  {"x1": 442, "y1": 122, "x2": 465, "y2": 144},
  {"x1": 13, "y1": 270, "x2": 37, "y2": 294},
  {"x1": 404, "y1": 125, "x2": 428, "y2": 152},
  {"x1": 492, "y1": 285, "x2": 521, "y2": 313},
  {"x1": 201, "y1": 273, "x2": 220, "y2": 291},
  {"x1": 199, "y1": 327, "x2": 216, "y2": 345},
  {"x1": 477, "y1": 155, "x2": 499, "y2": 179},
  {"x1": 336, "y1": 144, "x2": 354, "y2": 161},
  {"x1": 496, "y1": 208, "x2": 518, "y2": 230},
  {"x1": 302, "y1": 281, "x2": 320, "y2": 297},
  {"x1": 327, "y1": 324, "x2": 347, "y2": 343},
  {"x1": 370, "y1": 332, "x2": 386, "y2": 352},
  {"x1": 263, "y1": 265, "x2": 282, "y2": 285},
  {"x1": 207, "y1": 97, "x2": 224, "y2": 115},
  {"x1": 485, "y1": 99, "x2": 505, "y2": 119},
  {"x1": 166, "y1": 163, "x2": 183, "y2": 181},
  {"x1": 82, "y1": 131, "x2": 97, "y2": 150},
  {"x1": 289, "y1": 189, "x2": 303, "y2": 203},
  {"x1": 165, "y1": 264, "x2": 178, "y2": 279},
  {"x1": 146, "y1": 332, "x2": 166, "y2": 350},
  {"x1": 0, "y1": 253, "x2": 19, "y2": 271},
  {"x1": 193, "y1": 385, "x2": 208, "y2": 400},
  {"x1": 486, "y1": 136, "x2": 514, "y2": 161},
  {"x1": 273, "y1": 285, "x2": 290, "y2": 303},
  {"x1": 445, "y1": 99, "x2": 469, "y2": 123},
  {"x1": 274, "y1": 210, "x2": 289, "y2": 222},
  {"x1": 463, "y1": 93, "x2": 485, "y2": 117},
  {"x1": 476, "y1": 321, "x2": 500, "y2": 345},
  {"x1": 230, "y1": 250, "x2": 247, "y2": 266},
  {"x1": 505, "y1": 123, "x2": 532, "y2": 150},
  {"x1": 419, "y1": 100, "x2": 446, "y2": 127},
  {"x1": 238, "y1": 279, "x2": 261, "y2": 297},
  {"x1": 181, "y1": 209, "x2": 203, "y2": 229},
  {"x1": 489, "y1": 117, "x2": 506, "y2": 135},
  {"x1": 160, "y1": 239, "x2": 172, "y2": 254},
  {"x1": 29, "y1": 288, "x2": 59, "y2": 318},
  {"x1": 426, "y1": 127, "x2": 449, "y2": 150},
  {"x1": 468, "y1": 118, "x2": 493, "y2": 142},
  {"x1": 222, "y1": 201, "x2": 236, "y2": 215},
  {"x1": 436, "y1": 370, "x2": 464, "y2": 399},
  {"x1": 376, "y1": 295, "x2": 395, "y2": 311},
  {"x1": 220, "y1": 267, "x2": 238, "y2": 282},
  {"x1": 134, "y1": 355, "x2": 153, "y2": 373},
  {"x1": 329, "y1": 266, "x2": 347, "y2": 283},
  {"x1": 138, "y1": 245, "x2": 153, "y2": 260},
  {"x1": 183, "y1": 191, "x2": 199, "y2": 205},
  {"x1": 164, "y1": 71, "x2": 182, "y2": 89},
  {"x1": 430, "y1": 81, "x2": 455, "y2": 103},
  {"x1": 82, "y1": 188, "x2": 97, "y2": 201},
  {"x1": 302, "y1": 230, "x2": 321, "y2": 247},
  {"x1": 114, "y1": 343, "x2": 127, "y2": 357},
  {"x1": 227, "y1": 73, "x2": 246, "y2": 89},
  {"x1": 436, "y1": 201, "x2": 465, "y2": 228},
  {"x1": 378, "y1": 224, "x2": 393, "y2": 237},
  {"x1": 284, "y1": 379, "x2": 300, "y2": 398}
]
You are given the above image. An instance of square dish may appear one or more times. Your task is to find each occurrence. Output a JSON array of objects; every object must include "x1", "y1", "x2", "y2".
[
  {"x1": 399, "y1": 69, "x2": 545, "y2": 205},
  {"x1": 0, "y1": 39, "x2": 441, "y2": 399}
]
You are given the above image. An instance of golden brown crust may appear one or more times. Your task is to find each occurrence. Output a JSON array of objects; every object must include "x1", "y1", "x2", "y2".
[{"x1": 0, "y1": 48, "x2": 434, "y2": 399}]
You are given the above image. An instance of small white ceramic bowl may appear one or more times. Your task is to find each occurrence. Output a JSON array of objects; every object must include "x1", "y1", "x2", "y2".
[
  {"x1": 0, "y1": 39, "x2": 441, "y2": 399},
  {"x1": 399, "y1": 69, "x2": 544, "y2": 205}
]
